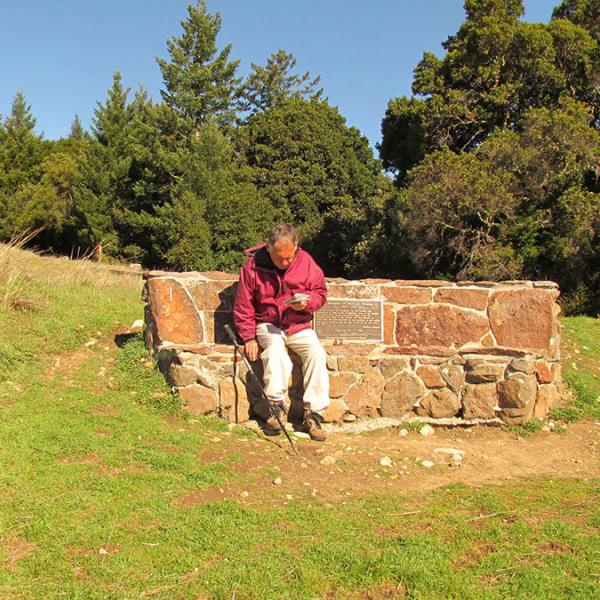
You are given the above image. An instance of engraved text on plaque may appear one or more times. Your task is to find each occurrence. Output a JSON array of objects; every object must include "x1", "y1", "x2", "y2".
[{"x1": 313, "y1": 298, "x2": 383, "y2": 341}]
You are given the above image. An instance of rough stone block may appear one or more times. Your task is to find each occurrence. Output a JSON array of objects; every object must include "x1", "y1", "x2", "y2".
[
  {"x1": 434, "y1": 288, "x2": 489, "y2": 310},
  {"x1": 322, "y1": 344, "x2": 377, "y2": 356},
  {"x1": 326, "y1": 354, "x2": 338, "y2": 371},
  {"x1": 383, "y1": 304, "x2": 395, "y2": 345},
  {"x1": 147, "y1": 278, "x2": 204, "y2": 345},
  {"x1": 396, "y1": 305, "x2": 489, "y2": 348},
  {"x1": 381, "y1": 286, "x2": 432, "y2": 304},
  {"x1": 327, "y1": 284, "x2": 381, "y2": 299},
  {"x1": 439, "y1": 363, "x2": 465, "y2": 393},
  {"x1": 465, "y1": 362, "x2": 506, "y2": 384},
  {"x1": 179, "y1": 385, "x2": 217, "y2": 416},
  {"x1": 489, "y1": 289, "x2": 554, "y2": 351},
  {"x1": 481, "y1": 332, "x2": 496, "y2": 347},
  {"x1": 380, "y1": 371, "x2": 425, "y2": 417},
  {"x1": 418, "y1": 389, "x2": 461, "y2": 418},
  {"x1": 498, "y1": 374, "x2": 537, "y2": 408},
  {"x1": 396, "y1": 279, "x2": 449, "y2": 287},
  {"x1": 189, "y1": 281, "x2": 237, "y2": 311},
  {"x1": 168, "y1": 364, "x2": 197, "y2": 387},
  {"x1": 535, "y1": 361, "x2": 553, "y2": 384},
  {"x1": 323, "y1": 398, "x2": 348, "y2": 423},
  {"x1": 195, "y1": 358, "x2": 221, "y2": 389},
  {"x1": 498, "y1": 403, "x2": 534, "y2": 425},
  {"x1": 534, "y1": 384, "x2": 559, "y2": 419},
  {"x1": 379, "y1": 357, "x2": 410, "y2": 379},
  {"x1": 218, "y1": 379, "x2": 251, "y2": 422},
  {"x1": 384, "y1": 346, "x2": 456, "y2": 357},
  {"x1": 338, "y1": 356, "x2": 375, "y2": 374},
  {"x1": 344, "y1": 370, "x2": 385, "y2": 417},
  {"x1": 510, "y1": 358, "x2": 536, "y2": 374},
  {"x1": 329, "y1": 372, "x2": 358, "y2": 398},
  {"x1": 461, "y1": 383, "x2": 497, "y2": 419},
  {"x1": 416, "y1": 365, "x2": 446, "y2": 388}
]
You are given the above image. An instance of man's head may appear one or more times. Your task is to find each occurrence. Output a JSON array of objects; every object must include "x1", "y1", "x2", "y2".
[{"x1": 266, "y1": 223, "x2": 298, "y2": 270}]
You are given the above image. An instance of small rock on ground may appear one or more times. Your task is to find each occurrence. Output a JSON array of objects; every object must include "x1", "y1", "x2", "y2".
[
  {"x1": 433, "y1": 447, "x2": 465, "y2": 456},
  {"x1": 420, "y1": 425, "x2": 435, "y2": 437}
]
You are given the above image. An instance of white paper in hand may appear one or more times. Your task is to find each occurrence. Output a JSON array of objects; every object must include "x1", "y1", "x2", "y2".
[{"x1": 283, "y1": 293, "x2": 310, "y2": 305}]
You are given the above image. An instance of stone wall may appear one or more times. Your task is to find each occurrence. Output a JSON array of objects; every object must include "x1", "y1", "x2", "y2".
[{"x1": 143, "y1": 271, "x2": 561, "y2": 426}]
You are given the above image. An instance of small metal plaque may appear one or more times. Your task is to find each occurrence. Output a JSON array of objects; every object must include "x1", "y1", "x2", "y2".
[{"x1": 314, "y1": 298, "x2": 383, "y2": 342}]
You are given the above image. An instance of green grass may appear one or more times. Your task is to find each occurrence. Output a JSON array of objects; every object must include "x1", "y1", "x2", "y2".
[
  {"x1": 508, "y1": 417, "x2": 545, "y2": 437},
  {"x1": 560, "y1": 316, "x2": 600, "y2": 421},
  {"x1": 0, "y1": 247, "x2": 599, "y2": 598}
]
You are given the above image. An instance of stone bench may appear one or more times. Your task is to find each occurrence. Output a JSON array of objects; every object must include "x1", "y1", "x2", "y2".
[{"x1": 143, "y1": 271, "x2": 561, "y2": 426}]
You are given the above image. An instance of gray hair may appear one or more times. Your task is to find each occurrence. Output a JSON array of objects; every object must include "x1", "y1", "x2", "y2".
[{"x1": 267, "y1": 223, "x2": 298, "y2": 246}]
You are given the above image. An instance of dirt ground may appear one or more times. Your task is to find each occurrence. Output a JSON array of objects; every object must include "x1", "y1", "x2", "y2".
[
  {"x1": 47, "y1": 330, "x2": 600, "y2": 509},
  {"x1": 178, "y1": 418, "x2": 600, "y2": 508}
]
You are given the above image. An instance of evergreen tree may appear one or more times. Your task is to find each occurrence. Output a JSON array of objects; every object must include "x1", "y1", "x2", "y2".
[
  {"x1": 376, "y1": 0, "x2": 600, "y2": 313},
  {"x1": 237, "y1": 98, "x2": 388, "y2": 275},
  {"x1": 72, "y1": 72, "x2": 134, "y2": 256},
  {"x1": 239, "y1": 50, "x2": 323, "y2": 115},
  {"x1": 157, "y1": 0, "x2": 240, "y2": 128},
  {"x1": 155, "y1": 120, "x2": 275, "y2": 272},
  {"x1": 553, "y1": 0, "x2": 600, "y2": 42},
  {"x1": 12, "y1": 151, "x2": 79, "y2": 247},
  {"x1": 380, "y1": 0, "x2": 599, "y2": 180},
  {"x1": 0, "y1": 91, "x2": 47, "y2": 239},
  {"x1": 69, "y1": 115, "x2": 86, "y2": 141}
]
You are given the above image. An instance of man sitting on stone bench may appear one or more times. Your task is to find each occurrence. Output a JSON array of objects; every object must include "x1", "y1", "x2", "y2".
[{"x1": 233, "y1": 223, "x2": 329, "y2": 441}]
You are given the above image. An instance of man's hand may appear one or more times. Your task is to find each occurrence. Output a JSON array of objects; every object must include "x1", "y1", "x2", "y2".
[
  {"x1": 287, "y1": 300, "x2": 308, "y2": 312},
  {"x1": 244, "y1": 339, "x2": 260, "y2": 361}
]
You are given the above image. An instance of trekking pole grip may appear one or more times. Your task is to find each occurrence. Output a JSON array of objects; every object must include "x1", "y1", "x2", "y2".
[{"x1": 224, "y1": 324, "x2": 240, "y2": 347}]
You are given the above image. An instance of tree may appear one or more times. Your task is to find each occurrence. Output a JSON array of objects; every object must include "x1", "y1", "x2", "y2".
[
  {"x1": 0, "y1": 91, "x2": 47, "y2": 239},
  {"x1": 385, "y1": 98, "x2": 600, "y2": 309},
  {"x1": 11, "y1": 151, "x2": 79, "y2": 246},
  {"x1": 72, "y1": 72, "x2": 134, "y2": 256},
  {"x1": 154, "y1": 121, "x2": 275, "y2": 272},
  {"x1": 379, "y1": 0, "x2": 599, "y2": 180},
  {"x1": 237, "y1": 98, "x2": 388, "y2": 275},
  {"x1": 395, "y1": 149, "x2": 519, "y2": 279},
  {"x1": 157, "y1": 0, "x2": 240, "y2": 128},
  {"x1": 69, "y1": 115, "x2": 86, "y2": 141},
  {"x1": 239, "y1": 50, "x2": 323, "y2": 115},
  {"x1": 553, "y1": 0, "x2": 600, "y2": 42},
  {"x1": 552, "y1": 0, "x2": 600, "y2": 125}
]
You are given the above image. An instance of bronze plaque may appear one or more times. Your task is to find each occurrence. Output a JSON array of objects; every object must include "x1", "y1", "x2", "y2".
[{"x1": 314, "y1": 298, "x2": 383, "y2": 341}]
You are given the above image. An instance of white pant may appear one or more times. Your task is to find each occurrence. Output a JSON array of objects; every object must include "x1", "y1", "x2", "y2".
[{"x1": 255, "y1": 323, "x2": 330, "y2": 415}]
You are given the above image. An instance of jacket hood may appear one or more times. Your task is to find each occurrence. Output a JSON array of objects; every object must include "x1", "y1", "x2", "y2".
[{"x1": 243, "y1": 242, "x2": 267, "y2": 257}]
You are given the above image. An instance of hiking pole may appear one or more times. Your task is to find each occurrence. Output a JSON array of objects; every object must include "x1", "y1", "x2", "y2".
[{"x1": 224, "y1": 325, "x2": 299, "y2": 456}]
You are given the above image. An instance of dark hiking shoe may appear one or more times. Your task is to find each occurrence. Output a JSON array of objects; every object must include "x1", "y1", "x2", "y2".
[
  {"x1": 303, "y1": 411, "x2": 327, "y2": 442},
  {"x1": 265, "y1": 401, "x2": 287, "y2": 432}
]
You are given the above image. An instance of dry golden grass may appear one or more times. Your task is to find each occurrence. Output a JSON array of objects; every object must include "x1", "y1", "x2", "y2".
[
  {"x1": 0, "y1": 238, "x2": 142, "y2": 312},
  {"x1": 0, "y1": 233, "x2": 33, "y2": 310}
]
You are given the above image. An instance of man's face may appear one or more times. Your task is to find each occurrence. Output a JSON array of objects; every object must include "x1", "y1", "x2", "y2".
[{"x1": 267, "y1": 238, "x2": 297, "y2": 270}]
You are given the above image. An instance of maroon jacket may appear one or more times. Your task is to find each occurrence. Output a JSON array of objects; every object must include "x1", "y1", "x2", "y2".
[{"x1": 233, "y1": 243, "x2": 327, "y2": 342}]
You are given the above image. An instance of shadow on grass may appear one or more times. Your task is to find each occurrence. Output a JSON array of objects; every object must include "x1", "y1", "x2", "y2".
[{"x1": 114, "y1": 332, "x2": 139, "y2": 348}]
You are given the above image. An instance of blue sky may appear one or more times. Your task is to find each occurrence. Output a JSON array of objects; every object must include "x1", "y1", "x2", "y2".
[{"x1": 1, "y1": 0, "x2": 558, "y2": 149}]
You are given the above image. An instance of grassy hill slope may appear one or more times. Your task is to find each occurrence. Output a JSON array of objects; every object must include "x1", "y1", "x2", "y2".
[{"x1": 0, "y1": 245, "x2": 598, "y2": 599}]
